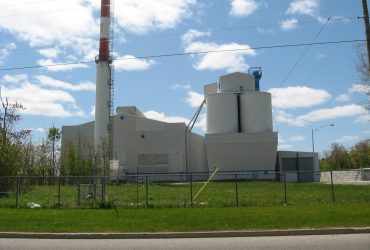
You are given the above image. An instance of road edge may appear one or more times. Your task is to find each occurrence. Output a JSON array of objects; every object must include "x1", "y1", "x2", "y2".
[{"x1": 1, "y1": 228, "x2": 370, "y2": 239}]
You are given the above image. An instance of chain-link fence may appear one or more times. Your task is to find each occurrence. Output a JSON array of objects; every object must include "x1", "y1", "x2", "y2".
[{"x1": 0, "y1": 170, "x2": 369, "y2": 209}]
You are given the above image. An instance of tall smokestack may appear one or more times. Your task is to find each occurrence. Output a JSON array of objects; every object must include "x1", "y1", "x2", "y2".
[{"x1": 94, "y1": 0, "x2": 112, "y2": 149}]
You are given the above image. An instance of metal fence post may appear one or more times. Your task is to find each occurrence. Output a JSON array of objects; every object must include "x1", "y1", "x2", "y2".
[
  {"x1": 190, "y1": 174, "x2": 193, "y2": 207},
  {"x1": 235, "y1": 174, "x2": 239, "y2": 207},
  {"x1": 15, "y1": 176, "x2": 20, "y2": 208},
  {"x1": 283, "y1": 171, "x2": 288, "y2": 205},
  {"x1": 145, "y1": 176, "x2": 149, "y2": 208},
  {"x1": 57, "y1": 176, "x2": 61, "y2": 207},
  {"x1": 101, "y1": 176, "x2": 105, "y2": 205},
  {"x1": 330, "y1": 169, "x2": 335, "y2": 202},
  {"x1": 136, "y1": 175, "x2": 139, "y2": 204},
  {"x1": 77, "y1": 180, "x2": 81, "y2": 206}
]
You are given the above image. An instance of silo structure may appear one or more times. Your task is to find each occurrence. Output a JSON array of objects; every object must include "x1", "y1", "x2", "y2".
[
  {"x1": 219, "y1": 72, "x2": 255, "y2": 93},
  {"x1": 206, "y1": 93, "x2": 238, "y2": 134},
  {"x1": 240, "y1": 92, "x2": 273, "y2": 133}
]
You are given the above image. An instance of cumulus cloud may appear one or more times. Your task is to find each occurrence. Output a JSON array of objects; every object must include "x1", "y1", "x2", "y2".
[
  {"x1": 35, "y1": 75, "x2": 95, "y2": 92},
  {"x1": 280, "y1": 18, "x2": 298, "y2": 31},
  {"x1": 38, "y1": 48, "x2": 61, "y2": 58},
  {"x1": 144, "y1": 110, "x2": 189, "y2": 124},
  {"x1": 114, "y1": 55, "x2": 155, "y2": 71},
  {"x1": 170, "y1": 84, "x2": 191, "y2": 91},
  {"x1": 350, "y1": 84, "x2": 370, "y2": 94},
  {"x1": 186, "y1": 91, "x2": 204, "y2": 108},
  {"x1": 335, "y1": 94, "x2": 350, "y2": 102},
  {"x1": 275, "y1": 104, "x2": 365, "y2": 127},
  {"x1": 354, "y1": 113, "x2": 370, "y2": 124},
  {"x1": 181, "y1": 29, "x2": 210, "y2": 45},
  {"x1": 336, "y1": 135, "x2": 360, "y2": 143},
  {"x1": 290, "y1": 135, "x2": 305, "y2": 141},
  {"x1": 182, "y1": 29, "x2": 256, "y2": 72},
  {"x1": 286, "y1": 0, "x2": 319, "y2": 17},
  {"x1": 1, "y1": 74, "x2": 84, "y2": 118},
  {"x1": 185, "y1": 41, "x2": 256, "y2": 72},
  {"x1": 0, "y1": 0, "x2": 98, "y2": 47},
  {"x1": 229, "y1": 0, "x2": 260, "y2": 18},
  {"x1": 107, "y1": 0, "x2": 196, "y2": 34},
  {"x1": 37, "y1": 59, "x2": 89, "y2": 72},
  {"x1": 0, "y1": 43, "x2": 16, "y2": 64},
  {"x1": 278, "y1": 144, "x2": 293, "y2": 150},
  {"x1": 268, "y1": 86, "x2": 331, "y2": 109}
]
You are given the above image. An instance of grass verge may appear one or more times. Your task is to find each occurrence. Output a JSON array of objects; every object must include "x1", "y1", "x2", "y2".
[{"x1": 1, "y1": 203, "x2": 370, "y2": 232}]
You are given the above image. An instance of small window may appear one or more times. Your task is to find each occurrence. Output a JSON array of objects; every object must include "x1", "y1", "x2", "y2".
[{"x1": 140, "y1": 134, "x2": 145, "y2": 139}]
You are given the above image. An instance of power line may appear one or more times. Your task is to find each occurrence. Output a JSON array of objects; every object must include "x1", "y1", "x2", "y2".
[
  {"x1": 0, "y1": 39, "x2": 366, "y2": 72},
  {"x1": 5, "y1": 15, "x2": 360, "y2": 54}
]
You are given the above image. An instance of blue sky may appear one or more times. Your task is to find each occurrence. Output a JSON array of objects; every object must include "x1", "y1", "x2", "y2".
[{"x1": 0, "y1": 0, "x2": 369, "y2": 155}]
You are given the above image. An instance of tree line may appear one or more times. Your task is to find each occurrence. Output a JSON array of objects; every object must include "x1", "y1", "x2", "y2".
[
  {"x1": 320, "y1": 140, "x2": 370, "y2": 171},
  {"x1": 0, "y1": 95, "x2": 109, "y2": 192}
]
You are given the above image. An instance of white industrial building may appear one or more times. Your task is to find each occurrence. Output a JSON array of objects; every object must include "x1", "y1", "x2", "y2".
[{"x1": 62, "y1": 71, "x2": 319, "y2": 182}]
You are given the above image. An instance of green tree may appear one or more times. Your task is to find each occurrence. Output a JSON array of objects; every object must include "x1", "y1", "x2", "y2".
[
  {"x1": 48, "y1": 126, "x2": 61, "y2": 176},
  {"x1": 0, "y1": 94, "x2": 30, "y2": 192}
]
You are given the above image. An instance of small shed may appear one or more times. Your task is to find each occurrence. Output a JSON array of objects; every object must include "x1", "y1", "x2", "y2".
[{"x1": 276, "y1": 151, "x2": 320, "y2": 182}]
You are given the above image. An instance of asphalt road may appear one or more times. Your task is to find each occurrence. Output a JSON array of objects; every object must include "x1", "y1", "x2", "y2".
[{"x1": 1, "y1": 234, "x2": 369, "y2": 250}]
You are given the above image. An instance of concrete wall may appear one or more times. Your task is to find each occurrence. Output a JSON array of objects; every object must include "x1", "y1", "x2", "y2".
[{"x1": 320, "y1": 169, "x2": 370, "y2": 182}]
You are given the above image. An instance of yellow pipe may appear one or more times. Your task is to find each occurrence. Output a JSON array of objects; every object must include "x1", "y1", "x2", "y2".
[{"x1": 193, "y1": 168, "x2": 219, "y2": 201}]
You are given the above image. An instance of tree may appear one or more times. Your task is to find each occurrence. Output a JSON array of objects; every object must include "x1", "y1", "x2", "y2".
[
  {"x1": 356, "y1": 0, "x2": 370, "y2": 109},
  {"x1": 0, "y1": 92, "x2": 30, "y2": 192},
  {"x1": 48, "y1": 126, "x2": 61, "y2": 176}
]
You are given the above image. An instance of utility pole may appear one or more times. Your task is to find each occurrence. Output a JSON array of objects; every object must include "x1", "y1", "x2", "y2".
[{"x1": 361, "y1": 0, "x2": 370, "y2": 73}]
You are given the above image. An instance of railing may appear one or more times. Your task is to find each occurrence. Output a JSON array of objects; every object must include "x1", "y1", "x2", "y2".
[{"x1": 0, "y1": 170, "x2": 369, "y2": 209}]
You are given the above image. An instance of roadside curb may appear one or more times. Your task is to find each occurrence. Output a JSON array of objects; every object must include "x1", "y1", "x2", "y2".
[{"x1": 1, "y1": 228, "x2": 370, "y2": 239}]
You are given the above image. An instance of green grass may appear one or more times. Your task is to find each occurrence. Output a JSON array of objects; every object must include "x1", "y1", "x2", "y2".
[
  {"x1": 1, "y1": 181, "x2": 370, "y2": 209},
  {"x1": 0, "y1": 204, "x2": 369, "y2": 232}
]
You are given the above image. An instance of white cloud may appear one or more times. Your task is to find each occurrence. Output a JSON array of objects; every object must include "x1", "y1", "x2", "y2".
[
  {"x1": 350, "y1": 84, "x2": 370, "y2": 94},
  {"x1": 181, "y1": 29, "x2": 210, "y2": 45},
  {"x1": 257, "y1": 27, "x2": 274, "y2": 34},
  {"x1": 229, "y1": 0, "x2": 260, "y2": 18},
  {"x1": 194, "y1": 113, "x2": 206, "y2": 131},
  {"x1": 1, "y1": 74, "x2": 84, "y2": 118},
  {"x1": 111, "y1": 0, "x2": 196, "y2": 34},
  {"x1": 184, "y1": 41, "x2": 256, "y2": 72},
  {"x1": 35, "y1": 75, "x2": 95, "y2": 92},
  {"x1": 336, "y1": 135, "x2": 360, "y2": 143},
  {"x1": 0, "y1": 43, "x2": 16, "y2": 64},
  {"x1": 286, "y1": 0, "x2": 319, "y2": 17},
  {"x1": 114, "y1": 55, "x2": 155, "y2": 71},
  {"x1": 38, "y1": 48, "x2": 61, "y2": 58},
  {"x1": 317, "y1": 53, "x2": 327, "y2": 59},
  {"x1": 1, "y1": 74, "x2": 28, "y2": 84},
  {"x1": 90, "y1": 106, "x2": 95, "y2": 117},
  {"x1": 278, "y1": 134, "x2": 285, "y2": 143},
  {"x1": 278, "y1": 144, "x2": 293, "y2": 150},
  {"x1": 280, "y1": 18, "x2": 298, "y2": 31},
  {"x1": 289, "y1": 135, "x2": 305, "y2": 141},
  {"x1": 37, "y1": 59, "x2": 89, "y2": 72},
  {"x1": 34, "y1": 128, "x2": 45, "y2": 133},
  {"x1": 0, "y1": 0, "x2": 98, "y2": 47},
  {"x1": 275, "y1": 104, "x2": 365, "y2": 127},
  {"x1": 268, "y1": 86, "x2": 331, "y2": 109},
  {"x1": 364, "y1": 130, "x2": 370, "y2": 134},
  {"x1": 170, "y1": 84, "x2": 191, "y2": 91},
  {"x1": 354, "y1": 113, "x2": 370, "y2": 124},
  {"x1": 144, "y1": 110, "x2": 189, "y2": 124},
  {"x1": 335, "y1": 94, "x2": 350, "y2": 102},
  {"x1": 186, "y1": 91, "x2": 204, "y2": 108}
]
